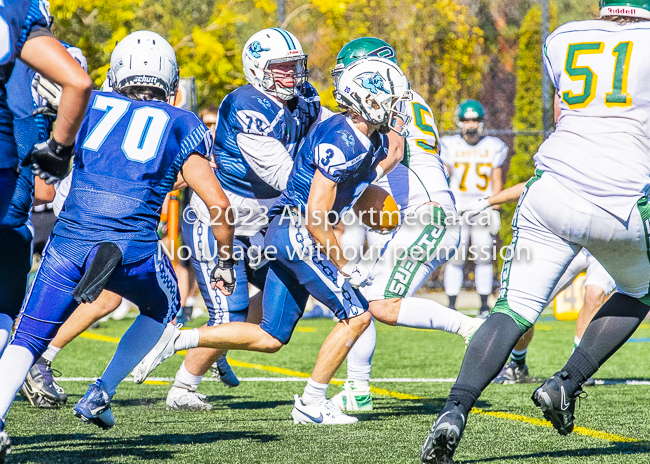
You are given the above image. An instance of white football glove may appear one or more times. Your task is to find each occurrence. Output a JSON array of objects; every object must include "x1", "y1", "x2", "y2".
[
  {"x1": 458, "y1": 197, "x2": 491, "y2": 220},
  {"x1": 341, "y1": 261, "x2": 374, "y2": 288},
  {"x1": 33, "y1": 75, "x2": 62, "y2": 111},
  {"x1": 488, "y1": 209, "x2": 501, "y2": 236}
]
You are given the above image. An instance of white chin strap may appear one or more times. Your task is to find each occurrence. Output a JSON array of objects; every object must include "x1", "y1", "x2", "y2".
[{"x1": 600, "y1": 6, "x2": 650, "y2": 18}]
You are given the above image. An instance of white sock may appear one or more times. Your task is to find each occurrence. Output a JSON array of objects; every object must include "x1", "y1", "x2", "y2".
[
  {"x1": 302, "y1": 377, "x2": 329, "y2": 405},
  {"x1": 185, "y1": 296, "x2": 196, "y2": 308},
  {"x1": 41, "y1": 344, "x2": 61, "y2": 363},
  {"x1": 396, "y1": 297, "x2": 463, "y2": 333},
  {"x1": 456, "y1": 314, "x2": 483, "y2": 341},
  {"x1": 443, "y1": 263, "x2": 463, "y2": 296},
  {"x1": 101, "y1": 315, "x2": 165, "y2": 395},
  {"x1": 475, "y1": 263, "x2": 494, "y2": 295},
  {"x1": 347, "y1": 318, "x2": 375, "y2": 383},
  {"x1": 350, "y1": 380, "x2": 370, "y2": 392},
  {"x1": 0, "y1": 345, "x2": 34, "y2": 420},
  {"x1": 174, "y1": 328, "x2": 200, "y2": 351},
  {"x1": 572, "y1": 335, "x2": 582, "y2": 354},
  {"x1": 0, "y1": 314, "x2": 13, "y2": 357},
  {"x1": 174, "y1": 360, "x2": 204, "y2": 390}
]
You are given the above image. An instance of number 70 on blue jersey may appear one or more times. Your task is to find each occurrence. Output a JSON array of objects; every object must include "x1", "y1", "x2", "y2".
[{"x1": 82, "y1": 95, "x2": 170, "y2": 163}]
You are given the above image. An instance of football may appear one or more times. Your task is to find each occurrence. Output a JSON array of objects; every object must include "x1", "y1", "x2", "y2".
[{"x1": 353, "y1": 184, "x2": 400, "y2": 231}]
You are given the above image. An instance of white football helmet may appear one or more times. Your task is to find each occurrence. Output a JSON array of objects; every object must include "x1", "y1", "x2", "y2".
[
  {"x1": 108, "y1": 31, "x2": 179, "y2": 101},
  {"x1": 336, "y1": 57, "x2": 412, "y2": 136},
  {"x1": 242, "y1": 28, "x2": 308, "y2": 100}
]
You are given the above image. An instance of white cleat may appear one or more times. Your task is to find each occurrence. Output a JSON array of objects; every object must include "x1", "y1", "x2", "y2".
[
  {"x1": 330, "y1": 381, "x2": 373, "y2": 411},
  {"x1": 291, "y1": 394, "x2": 358, "y2": 425},
  {"x1": 166, "y1": 386, "x2": 213, "y2": 411},
  {"x1": 457, "y1": 315, "x2": 486, "y2": 345},
  {"x1": 132, "y1": 323, "x2": 181, "y2": 383}
]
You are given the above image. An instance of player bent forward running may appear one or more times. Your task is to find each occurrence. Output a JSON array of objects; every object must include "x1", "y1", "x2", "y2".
[
  {"x1": 421, "y1": 5, "x2": 650, "y2": 463},
  {"x1": 158, "y1": 27, "x2": 323, "y2": 411},
  {"x1": 0, "y1": 31, "x2": 236, "y2": 459},
  {"x1": 326, "y1": 38, "x2": 484, "y2": 412},
  {"x1": 135, "y1": 56, "x2": 412, "y2": 424}
]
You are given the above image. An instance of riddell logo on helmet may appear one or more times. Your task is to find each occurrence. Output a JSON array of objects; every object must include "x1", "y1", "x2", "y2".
[{"x1": 604, "y1": 7, "x2": 637, "y2": 14}]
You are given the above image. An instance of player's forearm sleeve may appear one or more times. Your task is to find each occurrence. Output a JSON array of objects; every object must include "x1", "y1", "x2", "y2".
[{"x1": 236, "y1": 132, "x2": 294, "y2": 191}]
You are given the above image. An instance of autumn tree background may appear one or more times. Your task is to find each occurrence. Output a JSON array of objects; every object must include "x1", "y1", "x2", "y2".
[{"x1": 50, "y1": 0, "x2": 600, "y2": 286}]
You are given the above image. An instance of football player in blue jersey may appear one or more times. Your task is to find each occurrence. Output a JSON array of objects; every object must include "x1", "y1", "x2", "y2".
[
  {"x1": 0, "y1": 30, "x2": 236, "y2": 457},
  {"x1": 132, "y1": 28, "x2": 326, "y2": 411},
  {"x1": 134, "y1": 56, "x2": 412, "y2": 424},
  {"x1": 0, "y1": 45, "x2": 88, "y2": 410},
  {"x1": 0, "y1": 0, "x2": 91, "y2": 222}
]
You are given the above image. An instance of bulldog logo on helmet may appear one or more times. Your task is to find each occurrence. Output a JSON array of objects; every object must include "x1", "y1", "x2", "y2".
[
  {"x1": 248, "y1": 41, "x2": 271, "y2": 59},
  {"x1": 354, "y1": 72, "x2": 389, "y2": 95}
]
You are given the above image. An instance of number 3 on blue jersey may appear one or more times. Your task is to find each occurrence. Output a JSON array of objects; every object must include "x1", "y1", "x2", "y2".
[{"x1": 82, "y1": 95, "x2": 170, "y2": 163}]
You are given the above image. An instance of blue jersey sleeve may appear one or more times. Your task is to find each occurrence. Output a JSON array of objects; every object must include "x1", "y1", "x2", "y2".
[
  {"x1": 314, "y1": 128, "x2": 365, "y2": 183},
  {"x1": 228, "y1": 92, "x2": 281, "y2": 138},
  {"x1": 14, "y1": 0, "x2": 50, "y2": 57},
  {"x1": 177, "y1": 113, "x2": 213, "y2": 163}
]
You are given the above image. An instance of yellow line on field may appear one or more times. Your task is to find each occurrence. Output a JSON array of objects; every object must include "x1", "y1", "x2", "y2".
[
  {"x1": 227, "y1": 359, "x2": 311, "y2": 378},
  {"x1": 78, "y1": 330, "x2": 638, "y2": 442},
  {"x1": 79, "y1": 332, "x2": 122, "y2": 343},
  {"x1": 226, "y1": 358, "x2": 637, "y2": 441},
  {"x1": 143, "y1": 380, "x2": 170, "y2": 385},
  {"x1": 472, "y1": 408, "x2": 637, "y2": 443},
  {"x1": 294, "y1": 327, "x2": 317, "y2": 333}
]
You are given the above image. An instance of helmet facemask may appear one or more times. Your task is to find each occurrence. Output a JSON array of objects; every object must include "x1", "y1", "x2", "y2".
[
  {"x1": 337, "y1": 58, "x2": 412, "y2": 136},
  {"x1": 260, "y1": 56, "x2": 308, "y2": 100},
  {"x1": 459, "y1": 118, "x2": 484, "y2": 144},
  {"x1": 331, "y1": 63, "x2": 345, "y2": 104}
]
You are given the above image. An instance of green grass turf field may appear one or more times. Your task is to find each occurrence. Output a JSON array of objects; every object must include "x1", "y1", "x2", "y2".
[{"x1": 5, "y1": 314, "x2": 650, "y2": 463}]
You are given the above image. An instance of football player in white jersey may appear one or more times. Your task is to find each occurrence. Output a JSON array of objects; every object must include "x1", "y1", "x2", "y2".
[
  {"x1": 422, "y1": 5, "x2": 650, "y2": 462},
  {"x1": 327, "y1": 38, "x2": 485, "y2": 412},
  {"x1": 460, "y1": 183, "x2": 615, "y2": 384},
  {"x1": 440, "y1": 101, "x2": 508, "y2": 316}
]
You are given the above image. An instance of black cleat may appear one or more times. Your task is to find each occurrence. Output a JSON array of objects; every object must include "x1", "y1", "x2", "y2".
[
  {"x1": 19, "y1": 358, "x2": 67, "y2": 408},
  {"x1": 532, "y1": 371, "x2": 584, "y2": 436},
  {"x1": 493, "y1": 361, "x2": 530, "y2": 384},
  {"x1": 421, "y1": 403, "x2": 466, "y2": 463}
]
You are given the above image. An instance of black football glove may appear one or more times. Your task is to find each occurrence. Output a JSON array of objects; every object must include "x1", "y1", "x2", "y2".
[
  {"x1": 22, "y1": 137, "x2": 73, "y2": 184},
  {"x1": 210, "y1": 257, "x2": 237, "y2": 294}
]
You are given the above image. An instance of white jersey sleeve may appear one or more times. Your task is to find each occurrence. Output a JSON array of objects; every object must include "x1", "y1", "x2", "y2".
[
  {"x1": 236, "y1": 132, "x2": 294, "y2": 191},
  {"x1": 489, "y1": 137, "x2": 508, "y2": 168},
  {"x1": 439, "y1": 136, "x2": 453, "y2": 167}
]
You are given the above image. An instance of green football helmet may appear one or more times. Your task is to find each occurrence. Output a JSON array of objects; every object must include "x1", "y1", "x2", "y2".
[
  {"x1": 331, "y1": 37, "x2": 397, "y2": 104},
  {"x1": 599, "y1": 0, "x2": 650, "y2": 18},
  {"x1": 456, "y1": 99, "x2": 485, "y2": 138}
]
